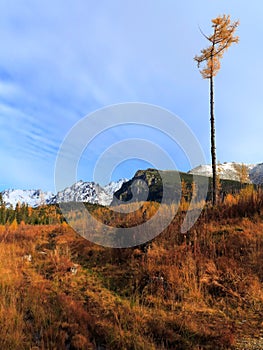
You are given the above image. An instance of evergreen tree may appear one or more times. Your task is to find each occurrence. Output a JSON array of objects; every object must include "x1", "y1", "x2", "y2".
[
  {"x1": 15, "y1": 202, "x2": 23, "y2": 224},
  {"x1": 0, "y1": 194, "x2": 6, "y2": 224}
]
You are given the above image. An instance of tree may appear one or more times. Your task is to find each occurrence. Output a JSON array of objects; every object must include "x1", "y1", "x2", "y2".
[
  {"x1": 0, "y1": 194, "x2": 6, "y2": 225},
  {"x1": 194, "y1": 15, "x2": 239, "y2": 206},
  {"x1": 216, "y1": 161, "x2": 222, "y2": 202},
  {"x1": 234, "y1": 163, "x2": 249, "y2": 185}
]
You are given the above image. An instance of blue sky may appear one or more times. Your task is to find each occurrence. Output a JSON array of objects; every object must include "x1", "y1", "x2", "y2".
[{"x1": 0, "y1": 0, "x2": 262, "y2": 191}]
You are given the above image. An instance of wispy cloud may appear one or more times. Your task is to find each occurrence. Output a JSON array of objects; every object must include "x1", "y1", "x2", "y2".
[{"x1": 0, "y1": 1, "x2": 262, "y2": 190}]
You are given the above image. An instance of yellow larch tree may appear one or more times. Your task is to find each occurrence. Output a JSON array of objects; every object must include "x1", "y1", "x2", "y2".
[{"x1": 194, "y1": 15, "x2": 239, "y2": 206}]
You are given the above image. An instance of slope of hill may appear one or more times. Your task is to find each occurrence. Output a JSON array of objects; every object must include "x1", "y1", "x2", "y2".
[
  {"x1": 1, "y1": 189, "x2": 263, "y2": 349},
  {"x1": 113, "y1": 168, "x2": 244, "y2": 204}
]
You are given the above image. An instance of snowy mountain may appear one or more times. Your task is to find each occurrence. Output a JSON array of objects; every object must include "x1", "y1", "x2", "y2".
[
  {"x1": 2, "y1": 162, "x2": 263, "y2": 209},
  {"x1": 1, "y1": 179, "x2": 127, "y2": 208},
  {"x1": 48, "y1": 178, "x2": 127, "y2": 207},
  {"x1": 249, "y1": 163, "x2": 263, "y2": 185},
  {"x1": 1, "y1": 189, "x2": 54, "y2": 208},
  {"x1": 188, "y1": 162, "x2": 260, "y2": 183}
]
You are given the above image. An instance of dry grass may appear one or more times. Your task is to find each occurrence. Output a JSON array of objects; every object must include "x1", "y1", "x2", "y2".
[{"x1": 0, "y1": 189, "x2": 263, "y2": 349}]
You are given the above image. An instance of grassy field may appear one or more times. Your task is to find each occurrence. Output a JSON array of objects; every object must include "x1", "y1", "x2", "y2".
[{"x1": 0, "y1": 188, "x2": 263, "y2": 349}]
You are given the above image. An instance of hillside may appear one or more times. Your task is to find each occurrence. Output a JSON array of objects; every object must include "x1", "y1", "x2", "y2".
[
  {"x1": 0, "y1": 188, "x2": 263, "y2": 349},
  {"x1": 113, "y1": 168, "x2": 246, "y2": 204}
]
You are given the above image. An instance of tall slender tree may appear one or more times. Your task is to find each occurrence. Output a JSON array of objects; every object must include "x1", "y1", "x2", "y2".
[{"x1": 194, "y1": 15, "x2": 239, "y2": 206}]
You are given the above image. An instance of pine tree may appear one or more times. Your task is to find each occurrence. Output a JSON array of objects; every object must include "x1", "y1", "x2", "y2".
[
  {"x1": 194, "y1": 15, "x2": 239, "y2": 206},
  {"x1": 15, "y1": 202, "x2": 22, "y2": 224},
  {"x1": 0, "y1": 194, "x2": 6, "y2": 224}
]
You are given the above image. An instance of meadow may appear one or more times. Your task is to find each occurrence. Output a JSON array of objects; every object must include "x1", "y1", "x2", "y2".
[{"x1": 0, "y1": 187, "x2": 263, "y2": 349}]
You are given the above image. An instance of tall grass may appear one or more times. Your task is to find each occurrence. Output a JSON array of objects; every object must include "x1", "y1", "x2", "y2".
[{"x1": 0, "y1": 188, "x2": 263, "y2": 348}]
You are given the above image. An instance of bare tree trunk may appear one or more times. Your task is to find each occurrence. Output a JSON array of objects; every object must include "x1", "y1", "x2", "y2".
[{"x1": 210, "y1": 76, "x2": 217, "y2": 206}]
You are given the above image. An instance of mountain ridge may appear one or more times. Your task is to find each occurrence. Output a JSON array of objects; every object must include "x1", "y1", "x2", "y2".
[
  {"x1": 189, "y1": 161, "x2": 263, "y2": 184},
  {"x1": 1, "y1": 179, "x2": 127, "y2": 208},
  {"x1": 1, "y1": 162, "x2": 263, "y2": 208}
]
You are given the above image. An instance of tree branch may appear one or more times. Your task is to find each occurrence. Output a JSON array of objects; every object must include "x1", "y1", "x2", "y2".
[{"x1": 198, "y1": 25, "x2": 211, "y2": 42}]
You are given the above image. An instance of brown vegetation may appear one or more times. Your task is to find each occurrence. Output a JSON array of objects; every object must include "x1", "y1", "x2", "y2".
[{"x1": 0, "y1": 188, "x2": 263, "y2": 349}]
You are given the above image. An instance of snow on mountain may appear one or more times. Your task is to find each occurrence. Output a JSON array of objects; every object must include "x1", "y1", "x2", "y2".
[
  {"x1": 1, "y1": 189, "x2": 54, "y2": 208},
  {"x1": 104, "y1": 179, "x2": 128, "y2": 197},
  {"x1": 1, "y1": 179, "x2": 127, "y2": 208},
  {"x1": 2, "y1": 162, "x2": 263, "y2": 209},
  {"x1": 48, "y1": 181, "x2": 103, "y2": 205},
  {"x1": 48, "y1": 179, "x2": 127, "y2": 207},
  {"x1": 249, "y1": 163, "x2": 263, "y2": 185},
  {"x1": 189, "y1": 162, "x2": 257, "y2": 183}
]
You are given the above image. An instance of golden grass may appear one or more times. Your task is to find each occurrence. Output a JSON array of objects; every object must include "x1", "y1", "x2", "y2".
[{"x1": 0, "y1": 189, "x2": 263, "y2": 348}]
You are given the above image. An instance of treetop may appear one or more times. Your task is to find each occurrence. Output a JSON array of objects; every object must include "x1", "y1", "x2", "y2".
[{"x1": 194, "y1": 14, "x2": 239, "y2": 79}]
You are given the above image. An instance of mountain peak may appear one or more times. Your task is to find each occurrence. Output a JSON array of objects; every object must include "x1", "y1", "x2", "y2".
[
  {"x1": 1, "y1": 179, "x2": 127, "y2": 208},
  {"x1": 188, "y1": 162, "x2": 262, "y2": 184}
]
